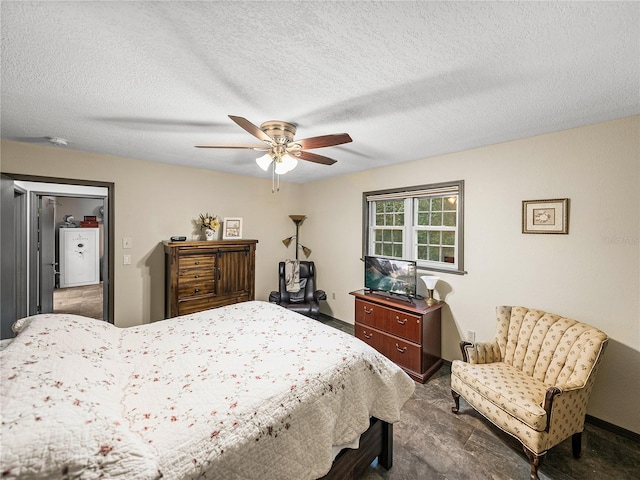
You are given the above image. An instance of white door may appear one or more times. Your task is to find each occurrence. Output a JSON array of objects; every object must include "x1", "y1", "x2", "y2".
[{"x1": 59, "y1": 228, "x2": 100, "y2": 288}]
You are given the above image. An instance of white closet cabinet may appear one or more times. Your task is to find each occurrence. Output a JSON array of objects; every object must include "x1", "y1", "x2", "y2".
[{"x1": 59, "y1": 228, "x2": 100, "y2": 288}]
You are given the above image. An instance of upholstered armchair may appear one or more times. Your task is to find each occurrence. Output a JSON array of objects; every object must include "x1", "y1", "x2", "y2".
[
  {"x1": 268, "y1": 261, "x2": 327, "y2": 319},
  {"x1": 451, "y1": 306, "x2": 608, "y2": 480}
]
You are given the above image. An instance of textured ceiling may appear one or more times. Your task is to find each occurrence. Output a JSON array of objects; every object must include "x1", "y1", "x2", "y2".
[{"x1": 1, "y1": 1, "x2": 639, "y2": 183}]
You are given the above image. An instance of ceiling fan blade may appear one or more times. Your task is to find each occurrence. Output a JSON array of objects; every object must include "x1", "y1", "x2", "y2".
[
  {"x1": 292, "y1": 133, "x2": 352, "y2": 150},
  {"x1": 228, "y1": 115, "x2": 273, "y2": 142},
  {"x1": 195, "y1": 143, "x2": 268, "y2": 150},
  {"x1": 295, "y1": 150, "x2": 337, "y2": 166}
]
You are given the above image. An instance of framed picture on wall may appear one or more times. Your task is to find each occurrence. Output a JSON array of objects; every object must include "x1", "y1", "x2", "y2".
[
  {"x1": 222, "y1": 217, "x2": 243, "y2": 239},
  {"x1": 522, "y1": 199, "x2": 569, "y2": 234}
]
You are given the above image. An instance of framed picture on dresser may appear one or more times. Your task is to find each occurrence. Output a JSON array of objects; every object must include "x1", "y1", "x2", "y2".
[{"x1": 223, "y1": 217, "x2": 243, "y2": 239}]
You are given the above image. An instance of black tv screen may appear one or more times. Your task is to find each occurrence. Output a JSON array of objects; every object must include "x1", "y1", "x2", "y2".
[{"x1": 364, "y1": 256, "x2": 417, "y2": 297}]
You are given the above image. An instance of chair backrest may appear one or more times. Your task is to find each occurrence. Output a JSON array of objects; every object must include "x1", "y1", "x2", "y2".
[
  {"x1": 277, "y1": 261, "x2": 318, "y2": 303},
  {"x1": 494, "y1": 306, "x2": 608, "y2": 385}
]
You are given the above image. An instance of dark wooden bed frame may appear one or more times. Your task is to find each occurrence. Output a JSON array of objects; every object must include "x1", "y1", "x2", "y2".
[{"x1": 320, "y1": 417, "x2": 392, "y2": 479}]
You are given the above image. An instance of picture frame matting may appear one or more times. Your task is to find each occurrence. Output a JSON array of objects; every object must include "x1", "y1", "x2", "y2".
[{"x1": 522, "y1": 198, "x2": 569, "y2": 234}]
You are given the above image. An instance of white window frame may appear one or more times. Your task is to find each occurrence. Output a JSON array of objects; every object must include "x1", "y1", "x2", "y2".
[{"x1": 363, "y1": 180, "x2": 465, "y2": 275}]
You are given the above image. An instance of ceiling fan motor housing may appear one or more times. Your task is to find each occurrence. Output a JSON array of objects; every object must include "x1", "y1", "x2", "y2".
[{"x1": 260, "y1": 121, "x2": 297, "y2": 145}]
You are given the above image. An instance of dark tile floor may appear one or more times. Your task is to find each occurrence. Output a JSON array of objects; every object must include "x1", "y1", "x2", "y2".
[{"x1": 317, "y1": 315, "x2": 640, "y2": 480}]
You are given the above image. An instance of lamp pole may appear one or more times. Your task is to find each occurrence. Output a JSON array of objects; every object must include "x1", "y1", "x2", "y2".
[{"x1": 289, "y1": 215, "x2": 306, "y2": 260}]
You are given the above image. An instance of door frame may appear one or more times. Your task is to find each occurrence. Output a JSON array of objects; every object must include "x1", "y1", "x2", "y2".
[{"x1": 3, "y1": 173, "x2": 115, "y2": 324}]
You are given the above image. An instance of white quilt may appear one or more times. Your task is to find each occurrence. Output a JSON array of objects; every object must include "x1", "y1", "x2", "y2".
[{"x1": 1, "y1": 301, "x2": 415, "y2": 479}]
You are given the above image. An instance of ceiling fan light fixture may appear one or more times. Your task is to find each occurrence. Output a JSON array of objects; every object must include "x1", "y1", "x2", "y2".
[
  {"x1": 274, "y1": 153, "x2": 298, "y2": 175},
  {"x1": 256, "y1": 153, "x2": 273, "y2": 171}
]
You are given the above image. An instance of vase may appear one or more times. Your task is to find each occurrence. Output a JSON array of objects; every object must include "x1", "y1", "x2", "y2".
[{"x1": 204, "y1": 228, "x2": 216, "y2": 241}]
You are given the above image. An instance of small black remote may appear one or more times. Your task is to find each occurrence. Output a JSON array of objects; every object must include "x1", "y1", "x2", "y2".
[{"x1": 170, "y1": 236, "x2": 187, "y2": 241}]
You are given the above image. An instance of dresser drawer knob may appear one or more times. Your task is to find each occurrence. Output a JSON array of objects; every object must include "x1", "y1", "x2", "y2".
[
  {"x1": 396, "y1": 316, "x2": 407, "y2": 325},
  {"x1": 194, "y1": 274, "x2": 200, "y2": 279},
  {"x1": 363, "y1": 306, "x2": 373, "y2": 314},
  {"x1": 194, "y1": 288, "x2": 200, "y2": 293},
  {"x1": 363, "y1": 331, "x2": 373, "y2": 339},
  {"x1": 395, "y1": 343, "x2": 407, "y2": 353},
  {"x1": 194, "y1": 261, "x2": 200, "y2": 265}
]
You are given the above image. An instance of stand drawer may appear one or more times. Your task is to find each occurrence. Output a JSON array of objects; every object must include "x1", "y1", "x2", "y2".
[
  {"x1": 379, "y1": 335, "x2": 421, "y2": 372},
  {"x1": 355, "y1": 299, "x2": 389, "y2": 331}
]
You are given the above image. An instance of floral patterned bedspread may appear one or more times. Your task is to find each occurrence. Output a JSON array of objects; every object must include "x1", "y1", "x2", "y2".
[{"x1": 1, "y1": 301, "x2": 415, "y2": 479}]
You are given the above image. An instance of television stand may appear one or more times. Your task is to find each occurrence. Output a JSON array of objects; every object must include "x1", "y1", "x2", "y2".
[{"x1": 350, "y1": 289, "x2": 444, "y2": 383}]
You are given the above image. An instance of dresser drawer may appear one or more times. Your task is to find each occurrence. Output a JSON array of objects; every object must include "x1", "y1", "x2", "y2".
[
  {"x1": 178, "y1": 278, "x2": 215, "y2": 298},
  {"x1": 386, "y1": 310, "x2": 421, "y2": 343},
  {"x1": 379, "y1": 335, "x2": 421, "y2": 372},
  {"x1": 178, "y1": 254, "x2": 215, "y2": 269},
  {"x1": 177, "y1": 295, "x2": 216, "y2": 315},
  {"x1": 354, "y1": 299, "x2": 389, "y2": 331},
  {"x1": 354, "y1": 322, "x2": 382, "y2": 351}
]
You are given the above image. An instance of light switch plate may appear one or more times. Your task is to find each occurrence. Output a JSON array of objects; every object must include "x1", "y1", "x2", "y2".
[{"x1": 123, "y1": 237, "x2": 132, "y2": 249}]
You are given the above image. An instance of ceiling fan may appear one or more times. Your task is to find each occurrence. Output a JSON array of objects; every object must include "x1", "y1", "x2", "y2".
[{"x1": 195, "y1": 115, "x2": 352, "y2": 177}]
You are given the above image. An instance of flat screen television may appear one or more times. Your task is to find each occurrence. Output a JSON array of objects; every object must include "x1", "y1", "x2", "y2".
[{"x1": 364, "y1": 256, "x2": 417, "y2": 298}]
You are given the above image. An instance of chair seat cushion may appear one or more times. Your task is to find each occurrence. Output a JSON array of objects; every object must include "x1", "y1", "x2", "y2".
[{"x1": 452, "y1": 360, "x2": 550, "y2": 431}]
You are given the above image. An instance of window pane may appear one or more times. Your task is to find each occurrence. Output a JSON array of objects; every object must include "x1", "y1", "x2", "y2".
[
  {"x1": 393, "y1": 244, "x2": 403, "y2": 257},
  {"x1": 443, "y1": 247, "x2": 455, "y2": 262},
  {"x1": 395, "y1": 213, "x2": 404, "y2": 226},
  {"x1": 428, "y1": 231, "x2": 441, "y2": 244},
  {"x1": 417, "y1": 230, "x2": 428, "y2": 243},
  {"x1": 432, "y1": 197, "x2": 442, "y2": 211},
  {"x1": 442, "y1": 231, "x2": 455, "y2": 245},
  {"x1": 444, "y1": 196, "x2": 457, "y2": 210},
  {"x1": 418, "y1": 198, "x2": 429, "y2": 211},
  {"x1": 428, "y1": 247, "x2": 440, "y2": 261},
  {"x1": 430, "y1": 212, "x2": 442, "y2": 226},
  {"x1": 417, "y1": 245, "x2": 427, "y2": 259},
  {"x1": 393, "y1": 230, "x2": 403, "y2": 242},
  {"x1": 417, "y1": 212, "x2": 428, "y2": 225},
  {"x1": 375, "y1": 214, "x2": 384, "y2": 226},
  {"x1": 383, "y1": 244, "x2": 393, "y2": 256},
  {"x1": 375, "y1": 230, "x2": 383, "y2": 241},
  {"x1": 443, "y1": 212, "x2": 456, "y2": 227}
]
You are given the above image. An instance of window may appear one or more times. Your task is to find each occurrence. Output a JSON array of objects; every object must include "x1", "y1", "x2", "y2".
[{"x1": 363, "y1": 180, "x2": 465, "y2": 274}]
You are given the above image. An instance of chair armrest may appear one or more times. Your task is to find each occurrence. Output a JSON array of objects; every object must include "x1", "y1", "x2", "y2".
[
  {"x1": 268, "y1": 291, "x2": 281, "y2": 303},
  {"x1": 314, "y1": 290, "x2": 327, "y2": 301},
  {"x1": 542, "y1": 383, "x2": 590, "y2": 433},
  {"x1": 460, "y1": 340, "x2": 501, "y2": 364}
]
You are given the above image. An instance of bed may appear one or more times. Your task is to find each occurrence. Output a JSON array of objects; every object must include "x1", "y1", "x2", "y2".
[{"x1": 0, "y1": 301, "x2": 415, "y2": 479}]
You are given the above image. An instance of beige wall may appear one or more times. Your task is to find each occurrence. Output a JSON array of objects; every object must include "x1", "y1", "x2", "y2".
[
  {"x1": 0, "y1": 141, "x2": 302, "y2": 326},
  {"x1": 304, "y1": 116, "x2": 640, "y2": 434},
  {"x1": 2, "y1": 115, "x2": 638, "y2": 433}
]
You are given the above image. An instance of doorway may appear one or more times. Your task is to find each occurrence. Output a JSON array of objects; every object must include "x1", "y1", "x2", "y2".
[{"x1": 0, "y1": 173, "x2": 114, "y2": 338}]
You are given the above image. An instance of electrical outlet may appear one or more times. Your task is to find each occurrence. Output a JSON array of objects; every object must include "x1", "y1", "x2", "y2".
[{"x1": 467, "y1": 330, "x2": 476, "y2": 343}]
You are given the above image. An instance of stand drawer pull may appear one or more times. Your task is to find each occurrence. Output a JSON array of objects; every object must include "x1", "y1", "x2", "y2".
[
  {"x1": 363, "y1": 331, "x2": 373, "y2": 339},
  {"x1": 396, "y1": 316, "x2": 407, "y2": 325},
  {"x1": 363, "y1": 306, "x2": 373, "y2": 314},
  {"x1": 395, "y1": 343, "x2": 407, "y2": 353}
]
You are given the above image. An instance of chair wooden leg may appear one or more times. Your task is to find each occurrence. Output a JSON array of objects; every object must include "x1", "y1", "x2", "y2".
[
  {"x1": 451, "y1": 390, "x2": 460, "y2": 413},
  {"x1": 572, "y1": 432, "x2": 582, "y2": 459},
  {"x1": 523, "y1": 446, "x2": 545, "y2": 480}
]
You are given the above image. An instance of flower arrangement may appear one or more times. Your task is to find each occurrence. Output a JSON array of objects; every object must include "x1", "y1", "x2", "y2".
[{"x1": 199, "y1": 213, "x2": 220, "y2": 231}]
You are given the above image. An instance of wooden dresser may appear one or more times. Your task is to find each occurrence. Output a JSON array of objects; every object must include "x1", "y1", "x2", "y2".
[
  {"x1": 164, "y1": 239, "x2": 257, "y2": 318},
  {"x1": 350, "y1": 290, "x2": 444, "y2": 383}
]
